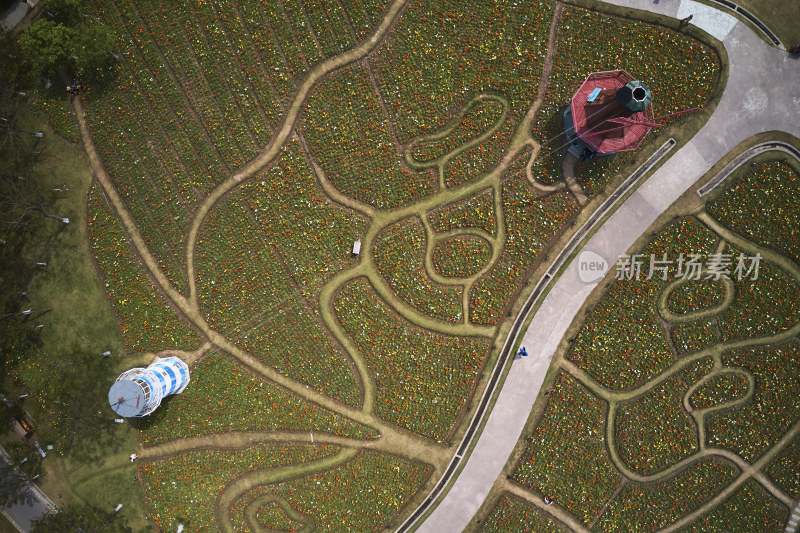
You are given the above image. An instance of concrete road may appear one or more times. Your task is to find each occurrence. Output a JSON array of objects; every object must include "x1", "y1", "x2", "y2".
[{"x1": 415, "y1": 1, "x2": 800, "y2": 531}]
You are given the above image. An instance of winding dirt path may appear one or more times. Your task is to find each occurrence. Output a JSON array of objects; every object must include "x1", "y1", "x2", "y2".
[
  {"x1": 72, "y1": 0, "x2": 613, "y2": 528},
  {"x1": 555, "y1": 213, "x2": 800, "y2": 527}
]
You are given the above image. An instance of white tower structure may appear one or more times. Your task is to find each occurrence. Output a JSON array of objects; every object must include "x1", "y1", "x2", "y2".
[{"x1": 108, "y1": 356, "x2": 190, "y2": 417}]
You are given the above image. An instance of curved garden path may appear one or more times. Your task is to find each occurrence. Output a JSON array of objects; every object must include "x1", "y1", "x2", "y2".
[
  {"x1": 69, "y1": 0, "x2": 800, "y2": 528},
  {"x1": 72, "y1": 0, "x2": 587, "y2": 528},
  {"x1": 415, "y1": 0, "x2": 800, "y2": 531}
]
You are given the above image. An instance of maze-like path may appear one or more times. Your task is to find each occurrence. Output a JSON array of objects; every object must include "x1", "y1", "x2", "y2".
[{"x1": 71, "y1": 0, "x2": 723, "y2": 529}]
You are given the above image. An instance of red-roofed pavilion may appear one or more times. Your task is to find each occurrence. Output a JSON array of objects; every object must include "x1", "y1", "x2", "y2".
[{"x1": 564, "y1": 69, "x2": 655, "y2": 156}]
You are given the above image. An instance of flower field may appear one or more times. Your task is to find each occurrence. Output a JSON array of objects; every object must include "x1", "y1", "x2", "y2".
[
  {"x1": 33, "y1": 93, "x2": 79, "y2": 143},
  {"x1": 671, "y1": 319, "x2": 719, "y2": 356},
  {"x1": 138, "y1": 442, "x2": 339, "y2": 531},
  {"x1": 479, "y1": 494, "x2": 568, "y2": 533},
  {"x1": 137, "y1": 354, "x2": 378, "y2": 446},
  {"x1": 228, "y1": 451, "x2": 431, "y2": 533},
  {"x1": 372, "y1": 0, "x2": 553, "y2": 143},
  {"x1": 243, "y1": 141, "x2": 368, "y2": 295},
  {"x1": 615, "y1": 359, "x2": 712, "y2": 475},
  {"x1": 666, "y1": 278, "x2": 726, "y2": 315},
  {"x1": 512, "y1": 372, "x2": 621, "y2": 526},
  {"x1": 470, "y1": 174, "x2": 578, "y2": 324},
  {"x1": 301, "y1": 64, "x2": 437, "y2": 209},
  {"x1": 334, "y1": 278, "x2": 489, "y2": 441},
  {"x1": 428, "y1": 188, "x2": 496, "y2": 235},
  {"x1": 766, "y1": 433, "x2": 800, "y2": 499},
  {"x1": 72, "y1": 0, "x2": 741, "y2": 528},
  {"x1": 409, "y1": 96, "x2": 506, "y2": 165},
  {"x1": 679, "y1": 480, "x2": 787, "y2": 533},
  {"x1": 195, "y1": 192, "x2": 362, "y2": 407},
  {"x1": 373, "y1": 217, "x2": 463, "y2": 322},
  {"x1": 445, "y1": 121, "x2": 517, "y2": 189},
  {"x1": 431, "y1": 236, "x2": 492, "y2": 279},
  {"x1": 706, "y1": 342, "x2": 800, "y2": 463},
  {"x1": 501, "y1": 144, "x2": 800, "y2": 529},
  {"x1": 567, "y1": 218, "x2": 719, "y2": 389},
  {"x1": 87, "y1": 186, "x2": 203, "y2": 352},
  {"x1": 688, "y1": 370, "x2": 750, "y2": 410},
  {"x1": 713, "y1": 249, "x2": 800, "y2": 342},
  {"x1": 707, "y1": 160, "x2": 800, "y2": 267},
  {"x1": 594, "y1": 458, "x2": 738, "y2": 532}
]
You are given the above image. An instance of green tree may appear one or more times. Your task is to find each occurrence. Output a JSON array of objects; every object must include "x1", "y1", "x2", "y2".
[
  {"x1": 31, "y1": 503, "x2": 133, "y2": 533},
  {"x1": 17, "y1": 346, "x2": 122, "y2": 463},
  {"x1": 17, "y1": 19, "x2": 74, "y2": 77},
  {"x1": 18, "y1": 0, "x2": 116, "y2": 79}
]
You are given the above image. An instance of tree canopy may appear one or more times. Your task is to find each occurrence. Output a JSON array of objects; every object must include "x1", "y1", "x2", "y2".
[
  {"x1": 31, "y1": 503, "x2": 133, "y2": 533},
  {"x1": 18, "y1": 0, "x2": 116, "y2": 79}
]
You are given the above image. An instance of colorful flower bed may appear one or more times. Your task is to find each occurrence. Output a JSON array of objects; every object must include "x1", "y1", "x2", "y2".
[
  {"x1": 229, "y1": 450, "x2": 431, "y2": 532},
  {"x1": 410, "y1": 97, "x2": 505, "y2": 164},
  {"x1": 137, "y1": 354, "x2": 378, "y2": 445},
  {"x1": 567, "y1": 218, "x2": 718, "y2": 389},
  {"x1": 431, "y1": 236, "x2": 492, "y2": 279},
  {"x1": 301, "y1": 64, "x2": 437, "y2": 209},
  {"x1": 88, "y1": 0, "x2": 229, "y2": 190},
  {"x1": 713, "y1": 248, "x2": 800, "y2": 342},
  {"x1": 340, "y1": 0, "x2": 388, "y2": 40},
  {"x1": 513, "y1": 372, "x2": 620, "y2": 526},
  {"x1": 615, "y1": 359, "x2": 712, "y2": 475},
  {"x1": 680, "y1": 479, "x2": 787, "y2": 533},
  {"x1": 479, "y1": 494, "x2": 568, "y2": 533},
  {"x1": 373, "y1": 217, "x2": 463, "y2": 323},
  {"x1": 470, "y1": 175, "x2": 577, "y2": 325},
  {"x1": 245, "y1": 499, "x2": 305, "y2": 532},
  {"x1": 671, "y1": 319, "x2": 719, "y2": 356},
  {"x1": 87, "y1": 186, "x2": 203, "y2": 352},
  {"x1": 688, "y1": 370, "x2": 750, "y2": 410},
  {"x1": 99, "y1": 0, "x2": 250, "y2": 169},
  {"x1": 302, "y1": 0, "x2": 355, "y2": 57},
  {"x1": 666, "y1": 278, "x2": 726, "y2": 315},
  {"x1": 334, "y1": 278, "x2": 489, "y2": 441},
  {"x1": 446, "y1": 121, "x2": 516, "y2": 189},
  {"x1": 139, "y1": 442, "x2": 338, "y2": 531},
  {"x1": 706, "y1": 341, "x2": 800, "y2": 463},
  {"x1": 428, "y1": 188, "x2": 496, "y2": 236},
  {"x1": 595, "y1": 458, "x2": 738, "y2": 532},
  {"x1": 533, "y1": 5, "x2": 719, "y2": 197},
  {"x1": 195, "y1": 193, "x2": 361, "y2": 407},
  {"x1": 765, "y1": 433, "x2": 800, "y2": 500},
  {"x1": 707, "y1": 160, "x2": 800, "y2": 267},
  {"x1": 372, "y1": 0, "x2": 553, "y2": 142},
  {"x1": 33, "y1": 93, "x2": 79, "y2": 142},
  {"x1": 244, "y1": 141, "x2": 367, "y2": 295}
]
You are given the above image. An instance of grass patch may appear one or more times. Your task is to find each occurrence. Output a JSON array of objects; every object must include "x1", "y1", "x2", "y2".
[{"x1": 8, "y1": 115, "x2": 153, "y2": 531}]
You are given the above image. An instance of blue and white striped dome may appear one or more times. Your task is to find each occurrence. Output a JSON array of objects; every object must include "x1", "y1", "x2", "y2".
[{"x1": 108, "y1": 357, "x2": 190, "y2": 417}]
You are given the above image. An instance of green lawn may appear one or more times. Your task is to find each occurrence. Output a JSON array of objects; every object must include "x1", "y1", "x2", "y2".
[
  {"x1": 7, "y1": 114, "x2": 154, "y2": 532},
  {"x1": 734, "y1": 0, "x2": 800, "y2": 49}
]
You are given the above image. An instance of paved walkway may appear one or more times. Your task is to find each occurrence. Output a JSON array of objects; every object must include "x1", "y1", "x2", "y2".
[
  {"x1": 416, "y1": 1, "x2": 800, "y2": 531},
  {"x1": 786, "y1": 501, "x2": 800, "y2": 533},
  {"x1": 0, "y1": 447, "x2": 55, "y2": 532},
  {"x1": 1, "y1": 0, "x2": 36, "y2": 31}
]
